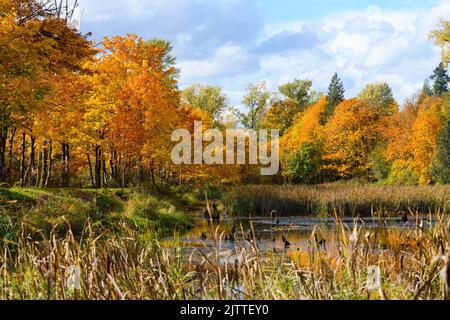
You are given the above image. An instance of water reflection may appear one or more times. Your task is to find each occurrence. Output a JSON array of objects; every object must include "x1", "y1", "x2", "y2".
[{"x1": 163, "y1": 213, "x2": 436, "y2": 262}]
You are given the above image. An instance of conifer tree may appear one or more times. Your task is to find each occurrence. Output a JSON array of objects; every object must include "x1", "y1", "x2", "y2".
[
  {"x1": 430, "y1": 63, "x2": 450, "y2": 96},
  {"x1": 324, "y1": 73, "x2": 345, "y2": 121}
]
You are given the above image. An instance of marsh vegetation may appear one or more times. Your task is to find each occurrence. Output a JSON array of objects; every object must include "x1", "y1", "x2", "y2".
[
  {"x1": 0, "y1": 185, "x2": 449, "y2": 300},
  {"x1": 226, "y1": 184, "x2": 450, "y2": 217}
]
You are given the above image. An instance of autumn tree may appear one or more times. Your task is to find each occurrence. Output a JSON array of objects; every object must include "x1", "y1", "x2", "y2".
[
  {"x1": 431, "y1": 19, "x2": 450, "y2": 66},
  {"x1": 182, "y1": 84, "x2": 228, "y2": 124},
  {"x1": 83, "y1": 35, "x2": 181, "y2": 188},
  {"x1": 358, "y1": 83, "x2": 398, "y2": 116},
  {"x1": 0, "y1": 2, "x2": 447, "y2": 189},
  {"x1": 263, "y1": 79, "x2": 320, "y2": 134},
  {"x1": 34, "y1": 71, "x2": 91, "y2": 188},
  {"x1": 281, "y1": 97, "x2": 328, "y2": 183},
  {"x1": 382, "y1": 95, "x2": 447, "y2": 185},
  {"x1": 144, "y1": 38, "x2": 180, "y2": 81},
  {"x1": 431, "y1": 20, "x2": 450, "y2": 183},
  {"x1": 263, "y1": 98, "x2": 299, "y2": 135},
  {"x1": 0, "y1": 0, "x2": 94, "y2": 184},
  {"x1": 410, "y1": 97, "x2": 446, "y2": 185},
  {"x1": 381, "y1": 96, "x2": 421, "y2": 184},
  {"x1": 323, "y1": 99, "x2": 384, "y2": 179},
  {"x1": 278, "y1": 79, "x2": 319, "y2": 112},
  {"x1": 234, "y1": 82, "x2": 270, "y2": 130}
]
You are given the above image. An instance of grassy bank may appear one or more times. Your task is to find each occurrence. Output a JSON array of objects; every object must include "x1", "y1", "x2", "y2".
[
  {"x1": 225, "y1": 184, "x2": 450, "y2": 217},
  {"x1": 0, "y1": 188, "x2": 193, "y2": 242}
]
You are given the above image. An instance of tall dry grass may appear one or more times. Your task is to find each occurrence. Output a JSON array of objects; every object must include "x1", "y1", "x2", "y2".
[
  {"x1": 0, "y1": 210, "x2": 449, "y2": 300},
  {"x1": 226, "y1": 184, "x2": 450, "y2": 217}
]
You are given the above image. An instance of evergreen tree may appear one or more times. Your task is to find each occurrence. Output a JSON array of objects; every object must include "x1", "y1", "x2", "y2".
[
  {"x1": 433, "y1": 121, "x2": 450, "y2": 184},
  {"x1": 433, "y1": 101, "x2": 450, "y2": 184},
  {"x1": 430, "y1": 63, "x2": 450, "y2": 96},
  {"x1": 418, "y1": 80, "x2": 433, "y2": 104},
  {"x1": 422, "y1": 80, "x2": 433, "y2": 96},
  {"x1": 324, "y1": 73, "x2": 345, "y2": 121}
]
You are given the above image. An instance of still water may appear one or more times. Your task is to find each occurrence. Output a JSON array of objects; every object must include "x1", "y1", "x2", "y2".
[{"x1": 163, "y1": 212, "x2": 435, "y2": 259}]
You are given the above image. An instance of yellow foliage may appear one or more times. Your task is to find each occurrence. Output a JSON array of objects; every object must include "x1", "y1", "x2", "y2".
[
  {"x1": 281, "y1": 96, "x2": 328, "y2": 155},
  {"x1": 410, "y1": 97, "x2": 445, "y2": 184},
  {"x1": 323, "y1": 99, "x2": 384, "y2": 178}
]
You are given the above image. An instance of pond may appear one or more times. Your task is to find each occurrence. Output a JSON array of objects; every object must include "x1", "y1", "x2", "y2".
[{"x1": 163, "y1": 211, "x2": 437, "y2": 263}]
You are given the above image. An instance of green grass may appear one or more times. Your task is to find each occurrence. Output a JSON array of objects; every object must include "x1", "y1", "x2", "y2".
[
  {"x1": 124, "y1": 194, "x2": 194, "y2": 237},
  {"x1": 0, "y1": 187, "x2": 193, "y2": 241}
]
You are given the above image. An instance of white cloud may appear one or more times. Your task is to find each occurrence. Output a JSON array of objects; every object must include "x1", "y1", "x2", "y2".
[
  {"x1": 76, "y1": 0, "x2": 450, "y2": 106},
  {"x1": 328, "y1": 32, "x2": 371, "y2": 56},
  {"x1": 78, "y1": 0, "x2": 263, "y2": 58},
  {"x1": 364, "y1": 38, "x2": 410, "y2": 68},
  {"x1": 179, "y1": 44, "x2": 259, "y2": 80},
  {"x1": 222, "y1": 0, "x2": 449, "y2": 105}
]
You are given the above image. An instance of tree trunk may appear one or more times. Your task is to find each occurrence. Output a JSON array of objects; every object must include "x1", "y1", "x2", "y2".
[
  {"x1": 102, "y1": 159, "x2": 107, "y2": 187},
  {"x1": 29, "y1": 136, "x2": 36, "y2": 186},
  {"x1": 0, "y1": 125, "x2": 8, "y2": 183},
  {"x1": 45, "y1": 140, "x2": 52, "y2": 187},
  {"x1": 121, "y1": 154, "x2": 127, "y2": 189},
  {"x1": 94, "y1": 146, "x2": 102, "y2": 189},
  {"x1": 36, "y1": 149, "x2": 42, "y2": 188},
  {"x1": 110, "y1": 150, "x2": 119, "y2": 185},
  {"x1": 7, "y1": 127, "x2": 16, "y2": 183},
  {"x1": 109, "y1": 150, "x2": 114, "y2": 185},
  {"x1": 20, "y1": 133, "x2": 26, "y2": 187},
  {"x1": 87, "y1": 152, "x2": 95, "y2": 188},
  {"x1": 42, "y1": 142, "x2": 48, "y2": 188},
  {"x1": 62, "y1": 142, "x2": 70, "y2": 188},
  {"x1": 136, "y1": 156, "x2": 142, "y2": 184},
  {"x1": 150, "y1": 160, "x2": 156, "y2": 186}
]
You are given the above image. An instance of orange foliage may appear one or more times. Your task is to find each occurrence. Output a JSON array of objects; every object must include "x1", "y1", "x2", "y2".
[
  {"x1": 382, "y1": 96, "x2": 446, "y2": 185},
  {"x1": 281, "y1": 96, "x2": 327, "y2": 154},
  {"x1": 0, "y1": 0, "x2": 447, "y2": 187},
  {"x1": 410, "y1": 97, "x2": 445, "y2": 184},
  {"x1": 323, "y1": 99, "x2": 384, "y2": 178}
]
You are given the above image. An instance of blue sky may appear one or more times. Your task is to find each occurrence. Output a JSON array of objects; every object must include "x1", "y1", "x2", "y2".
[
  {"x1": 76, "y1": 0, "x2": 449, "y2": 106},
  {"x1": 259, "y1": 0, "x2": 439, "y2": 21}
]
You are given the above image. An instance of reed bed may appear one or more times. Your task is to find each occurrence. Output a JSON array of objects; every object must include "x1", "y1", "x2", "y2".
[
  {"x1": 226, "y1": 184, "x2": 450, "y2": 217},
  {"x1": 0, "y1": 211, "x2": 449, "y2": 300}
]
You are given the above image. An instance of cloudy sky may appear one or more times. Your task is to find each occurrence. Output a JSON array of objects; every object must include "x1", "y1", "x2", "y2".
[{"x1": 76, "y1": 0, "x2": 449, "y2": 106}]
